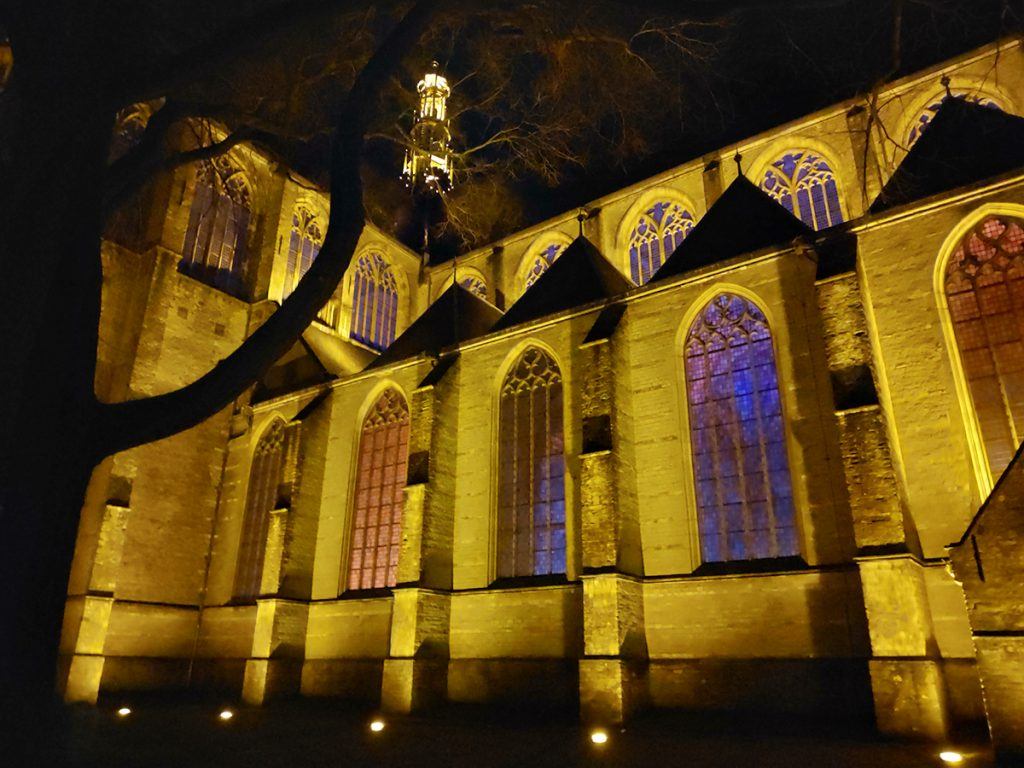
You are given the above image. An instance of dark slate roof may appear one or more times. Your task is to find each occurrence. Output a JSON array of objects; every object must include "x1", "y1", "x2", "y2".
[
  {"x1": 651, "y1": 175, "x2": 812, "y2": 282},
  {"x1": 252, "y1": 336, "x2": 331, "y2": 403},
  {"x1": 582, "y1": 303, "x2": 626, "y2": 345},
  {"x1": 491, "y1": 236, "x2": 631, "y2": 332},
  {"x1": 871, "y1": 97, "x2": 1024, "y2": 213},
  {"x1": 367, "y1": 283, "x2": 502, "y2": 369}
]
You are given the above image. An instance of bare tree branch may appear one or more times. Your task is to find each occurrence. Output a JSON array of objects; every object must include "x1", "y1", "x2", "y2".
[{"x1": 97, "y1": 0, "x2": 441, "y2": 454}]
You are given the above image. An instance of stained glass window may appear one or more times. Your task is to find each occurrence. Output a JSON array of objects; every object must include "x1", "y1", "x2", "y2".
[
  {"x1": 284, "y1": 207, "x2": 324, "y2": 298},
  {"x1": 235, "y1": 420, "x2": 298, "y2": 600},
  {"x1": 684, "y1": 294, "x2": 797, "y2": 563},
  {"x1": 908, "y1": 93, "x2": 1004, "y2": 147},
  {"x1": 628, "y1": 201, "x2": 696, "y2": 285},
  {"x1": 761, "y1": 151, "x2": 844, "y2": 231},
  {"x1": 351, "y1": 251, "x2": 399, "y2": 350},
  {"x1": 181, "y1": 157, "x2": 252, "y2": 296},
  {"x1": 497, "y1": 347, "x2": 567, "y2": 578},
  {"x1": 944, "y1": 216, "x2": 1024, "y2": 481},
  {"x1": 347, "y1": 389, "x2": 410, "y2": 590},
  {"x1": 459, "y1": 274, "x2": 488, "y2": 301},
  {"x1": 523, "y1": 242, "x2": 567, "y2": 291}
]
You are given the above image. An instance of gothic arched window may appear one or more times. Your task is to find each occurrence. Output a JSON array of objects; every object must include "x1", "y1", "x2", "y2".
[
  {"x1": 627, "y1": 201, "x2": 696, "y2": 285},
  {"x1": 459, "y1": 274, "x2": 488, "y2": 301},
  {"x1": 182, "y1": 157, "x2": 252, "y2": 296},
  {"x1": 348, "y1": 389, "x2": 410, "y2": 590},
  {"x1": 284, "y1": 206, "x2": 324, "y2": 298},
  {"x1": 109, "y1": 104, "x2": 149, "y2": 162},
  {"x1": 235, "y1": 420, "x2": 297, "y2": 600},
  {"x1": 351, "y1": 251, "x2": 399, "y2": 350},
  {"x1": 684, "y1": 294, "x2": 797, "y2": 563},
  {"x1": 944, "y1": 216, "x2": 1024, "y2": 480},
  {"x1": 761, "y1": 151, "x2": 844, "y2": 231},
  {"x1": 497, "y1": 347, "x2": 567, "y2": 578},
  {"x1": 523, "y1": 242, "x2": 567, "y2": 291},
  {"x1": 908, "y1": 93, "x2": 1004, "y2": 147}
]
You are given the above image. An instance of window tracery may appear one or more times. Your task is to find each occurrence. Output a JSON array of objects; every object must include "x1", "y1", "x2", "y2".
[
  {"x1": 761, "y1": 151, "x2": 844, "y2": 231},
  {"x1": 459, "y1": 274, "x2": 488, "y2": 301},
  {"x1": 523, "y1": 242, "x2": 567, "y2": 291},
  {"x1": 684, "y1": 294, "x2": 797, "y2": 562},
  {"x1": 497, "y1": 347, "x2": 567, "y2": 578},
  {"x1": 351, "y1": 251, "x2": 400, "y2": 350},
  {"x1": 627, "y1": 201, "x2": 696, "y2": 285},
  {"x1": 908, "y1": 92, "x2": 1004, "y2": 146},
  {"x1": 944, "y1": 215, "x2": 1024, "y2": 480},
  {"x1": 181, "y1": 157, "x2": 252, "y2": 296},
  {"x1": 348, "y1": 389, "x2": 410, "y2": 590},
  {"x1": 285, "y1": 206, "x2": 324, "y2": 298},
  {"x1": 235, "y1": 420, "x2": 296, "y2": 600}
]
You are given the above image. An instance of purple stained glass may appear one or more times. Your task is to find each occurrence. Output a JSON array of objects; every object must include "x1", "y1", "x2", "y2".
[
  {"x1": 497, "y1": 347, "x2": 567, "y2": 577},
  {"x1": 628, "y1": 201, "x2": 696, "y2": 285},
  {"x1": 684, "y1": 294, "x2": 797, "y2": 563},
  {"x1": 908, "y1": 93, "x2": 1003, "y2": 146},
  {"x1": 524, "y1": 242, "x2": 566, "y2": 290},
  {"x1": 761, "y1": 152, "x2": 844, "y2": 231},
  {"x1": 351, "y1": 251, "x2": 399, "y2": 350},
  {"x1": 284, "y1": 208, "x2": 324, "y2": 298},
  {"x1": 459, "y1": 275, "x2": 488, "y2": 300}
]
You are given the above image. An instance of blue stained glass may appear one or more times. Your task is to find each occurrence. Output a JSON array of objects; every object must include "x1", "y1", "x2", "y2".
[
  {"x1": 524, "y1": 241, "x2": 566, "y2": 290},
  {"x1": 908, "y1": 94, "x2": 1004, "y2": 146},
  {"x1": 351, "y1": 252, "x2": 399, "y2": 350},
  {"x1": 497, "y1": 347, "x2": 567, "y2": 579},
  {"x1": 761, "y1": 151, "x2": 844, "y2": 231},
  {"x1": 702, "y1": 533, "x2": 722, "y2": 563},
  {"x1": 684, "y1": 293, "x2": 797, "y2": 563},
  {"x1": 459, "y1": 275, "x2": 488, "y2": 300},
  {"x1": 628, "y1": 200, "x2": 696, "y2": 284}
]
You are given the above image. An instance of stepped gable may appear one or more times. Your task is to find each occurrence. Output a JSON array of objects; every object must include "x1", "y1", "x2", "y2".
[
  {"x1": 367, "y1": 282, "x2": 502, "y2": 369},
  {"x1": 491, "y1": 236, "x2": 631, "y2": 332},
  {"x1": 652, "y1": 175, "x2": 812, "y2": 282},
  {"x1": 872, "y1": 97, "x2": 1024, "y2": 213},
  {"x1": 253, "y1": 335, "x2": 331, "y2": 403}
]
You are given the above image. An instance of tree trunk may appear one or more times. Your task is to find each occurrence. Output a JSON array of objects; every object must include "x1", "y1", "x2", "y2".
[{"x1": 0, "y1": 14, "x2": 113, "y2": 761}]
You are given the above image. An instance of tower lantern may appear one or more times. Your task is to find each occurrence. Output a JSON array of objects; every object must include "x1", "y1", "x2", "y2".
[{"x1": 402, "y1": 61, "x2": 453, "y2": 193}]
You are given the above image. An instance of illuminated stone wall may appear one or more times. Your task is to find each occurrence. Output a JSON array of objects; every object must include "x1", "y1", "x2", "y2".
[{"x1": 59, "y1": 40, "x2": 1024, "y2": 745}]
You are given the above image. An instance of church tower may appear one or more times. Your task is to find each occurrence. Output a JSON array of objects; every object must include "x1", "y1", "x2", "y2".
[{"x1": 402, "y1": 61, "x2": 453, "y2": 193}]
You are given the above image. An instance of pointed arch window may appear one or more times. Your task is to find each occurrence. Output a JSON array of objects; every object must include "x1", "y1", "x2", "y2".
[
  {"x1": 182, "y1": 157, "x2": 252, "y2": 296},
  {"x1": 761, "y1": 151, "x2": 844, "y2": 231},
  {"x1": 284, "y1": 207, "x2": 324, "y2": 298},
  {"x1": 684, "y1": 294, "x2": 797, "y2": 563},
  {"x1": 348, "y1": 389, "x2": 410, "y2": 590},
  {"x1": 235, "y1": 420, "x2": 299, "y2": 600},
  {"x1": 908, "y1": 93, "x2": 1004, "y2": 147},
  {"x1": 944, "y1": 216, "x2": 1024, "y2": 480},
  {"x1": 497, "y1": 347, "x2": 567, "y2": 578},
  {"x1": 351, "y1": 251, "x2": 400, "y2": 350},
  {"x1": 523, "y1": 242, "x2": 567, "y2": 291},
  {"x1": 109, "y1": 104, "x2": 149, "y2": 162},
  {"x1": 459, "y1": 274, "x2": 488, "y2": 301},
  {"x1": 628, "y1": 201, "x2": 696, "y2": 285}
]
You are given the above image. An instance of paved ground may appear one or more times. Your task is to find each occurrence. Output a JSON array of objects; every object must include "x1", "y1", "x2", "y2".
[{"x1": 57, "y1": 699, "x2": 994, "y2": 768}]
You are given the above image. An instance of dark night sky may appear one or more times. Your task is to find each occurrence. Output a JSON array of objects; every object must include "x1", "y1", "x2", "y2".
[
  {"x1": 369, "y1": 0, "x2": 1018, "y2": 259},
  {"x1": 512, "y1": 0, "x2": 1017, "y2": 228}
]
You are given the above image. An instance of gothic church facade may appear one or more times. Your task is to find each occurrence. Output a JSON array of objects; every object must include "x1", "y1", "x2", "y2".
[{"x1": 60, "y1": 38, "x2": 1024, "y2": 752}]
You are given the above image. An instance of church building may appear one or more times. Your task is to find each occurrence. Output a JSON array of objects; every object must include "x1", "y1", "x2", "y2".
[{"x1": 59, "y1": 37, "x2": 1024, "y2": 755}]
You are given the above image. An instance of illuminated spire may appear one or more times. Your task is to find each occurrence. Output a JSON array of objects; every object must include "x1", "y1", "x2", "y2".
[{"x1": 402, "y1": 61, "x2": 453, "y2": 192}]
